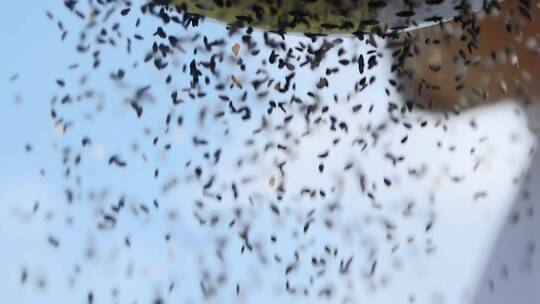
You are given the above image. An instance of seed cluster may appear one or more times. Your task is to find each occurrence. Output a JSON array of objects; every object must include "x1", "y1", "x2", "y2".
[{"x1": 8, "y1": 0, "x2": 540, "y2": 303}]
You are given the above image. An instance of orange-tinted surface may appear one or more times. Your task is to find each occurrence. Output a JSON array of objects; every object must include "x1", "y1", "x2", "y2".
[{"x1": 402, "y1": 0, "x2": 540, "y2": 110}]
